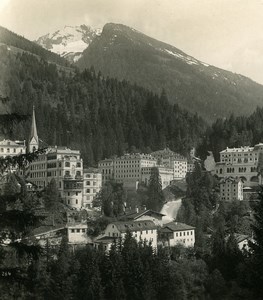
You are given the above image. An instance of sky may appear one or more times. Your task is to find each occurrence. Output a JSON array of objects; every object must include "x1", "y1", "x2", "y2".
[{"x1": 1, "y1": 0, "x2": 263, "y2": 84}]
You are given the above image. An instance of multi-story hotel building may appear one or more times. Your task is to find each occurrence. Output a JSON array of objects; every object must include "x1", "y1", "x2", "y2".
[
  {"x1": 29, "y1": 146, "x2": 84, "y2": 208},
  {"x1": 151, "y1": 148, "x2": 188, "y2": 179},
  {"x1": 114, "y1": 153, "x2": 157, "y2": 189},
  {"x1": 98, "y1": 153, "x2": 157, "y2": 189},
  {"x1": 141, "y1": 165, "x2": 173, "y2": 189},
  {"x1": 27, "y1": 107, "x2": 84, "y2": 209},
  {"x1": 220, "y1": 177, "x2": 243, "y2": 201},
  {"x1": 83, "y1": 168, "x2": 102, "y2": 209},
  {"x1": 214, "y1": 144, "x2": 263, "y2": 186},
  {"x1": 98, "y1": 158, "x2": 114, "y2": 183}
]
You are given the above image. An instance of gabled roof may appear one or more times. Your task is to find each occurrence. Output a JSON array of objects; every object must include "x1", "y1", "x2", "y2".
[
  {"x1": 94, "y1": 236, "x2": 117, "y2": 244},
  {"x1": 32, "y1": 225, "x2": 65, "y2": 236},
  {"x1": 220, "y1": 176, "x2": 243, "y2": 184},
  {"x1": 121, "y1": 209, "x2": 165, "y2": 220},
  {"x1": 0, "y1": 139, "x2": 25, "y2": 147},
  {"x1": 161, "y1": 222, "x2": 195, "y2": 232},
  {"x1": 108, "y1": 220, "x2": 157, "y2": 233}
]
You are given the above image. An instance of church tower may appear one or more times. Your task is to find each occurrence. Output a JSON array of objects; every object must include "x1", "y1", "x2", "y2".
[{"x1": 28, "y1": 106, "x2": 39, "y2": 152}]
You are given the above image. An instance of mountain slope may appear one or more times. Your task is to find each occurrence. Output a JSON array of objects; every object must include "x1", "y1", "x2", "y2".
[
  {"x1": 0, "y1": 26, "x2": 70, "y2": 67},
  {"x1": 76, "y1": 23, "x2": 263, "y2": 122},
  {"x1": 0, "y1": 26, "x2": 206, "y2": 162},
  {"x1": 35, "y1": 25, "x2": 101, "y2": 63}
]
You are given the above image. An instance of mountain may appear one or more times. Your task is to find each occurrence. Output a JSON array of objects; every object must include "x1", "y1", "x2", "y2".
[
  {"x1": 0, "y1": 26, "x2": 206, "y2": 163},
  {"x1": 35, "y1": 25, "x2": 101, "y2": 63},
  {"x1": 75, "y1": 23, "x2": 263, "y2": 123}
]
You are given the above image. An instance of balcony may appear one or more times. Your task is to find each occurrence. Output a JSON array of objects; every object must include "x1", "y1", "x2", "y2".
[{"x1": 64, "y1": 174, "x2": 73, "y2": 180}]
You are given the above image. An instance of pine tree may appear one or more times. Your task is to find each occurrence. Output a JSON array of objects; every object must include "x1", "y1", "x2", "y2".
[
  {"x1": 43, "y1": 178, "x2": 59, "y2": 211},
  {"x1": 147, "y1": 167, "x2": 165, "y2": 211},
  {"x1": 0, "y1": 149, "x2": 46, "y2": 298}
]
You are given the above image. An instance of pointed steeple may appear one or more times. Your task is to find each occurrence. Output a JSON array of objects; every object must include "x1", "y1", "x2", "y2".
[{"x1": 28, "y1": 106, "x2": 39, "y2": 152}]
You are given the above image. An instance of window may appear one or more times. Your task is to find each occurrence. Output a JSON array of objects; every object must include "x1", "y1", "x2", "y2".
[
  {"x1": 71, "y1": 229, "x2": 75, "y2": 233},
  {"x1": 82, "y1": 229, "x2": 85, "y2": 233},
  {"x1": 77, "y1": 162, "x2": 81, "y2": 168},
  {"x1": 76, "y1": 199, "x2": 78, "y2": 204},
  {"x1": 86, "y1": 181, "x2": 90, "y2": 185},
  {"x1": 86, "y1": 189, "x2": 90, "y2": 193},
  {"x1": 65, "y1": 162, "x2": 70, "y2": 167},
  {"x1": 77, "y1": 229, "x2": 80, "y2": 233}
]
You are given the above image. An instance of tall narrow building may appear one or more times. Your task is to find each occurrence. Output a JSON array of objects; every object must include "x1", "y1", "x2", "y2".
[{"x1": 28, "y1": 106, "x2": 39, "y2": 152}]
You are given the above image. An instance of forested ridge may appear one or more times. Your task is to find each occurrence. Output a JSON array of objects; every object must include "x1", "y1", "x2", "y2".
[
  {"x1": 0, "y1": 44, "x2": 206, "y2": 165},
  {"x1": 197, "y1": 108, "x2": 263, "y2": 161}
]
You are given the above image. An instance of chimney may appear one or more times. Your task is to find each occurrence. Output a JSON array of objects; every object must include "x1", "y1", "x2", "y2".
[{"x1": 135, "y1": 206, "x2": 139, "y2": 213}]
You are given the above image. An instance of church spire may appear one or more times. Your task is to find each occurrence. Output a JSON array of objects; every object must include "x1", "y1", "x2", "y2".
[{"x1": 28, "y1": 106, "x2": 39, "y2": 152}]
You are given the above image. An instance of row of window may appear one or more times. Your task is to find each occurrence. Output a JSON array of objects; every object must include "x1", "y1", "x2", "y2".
[
  {"x1": 85, "y1": 174, "x2": 99, "y2": 178},
  {"x1": 30, "y1": 172, "x2": 46, "y2": 178},
  {"x1": 85, "y1": 181, "x2": 99, "y2": 186},
  {"x1": 85, "y1": 188, "x2": 99, "y2": 194},
  {"x1": 0, "y1": 147, "x2": 24, "y2": 153},
  {"x1": 175, "y1": 230, "x2": 193, "y2": 237},
  {"x1": 70, "y1": 228, "x2": 86, "y2": 233},
  {"x1": 65, "y1": 162, "x2": 81, "y2": 168},
  {"x1": 30, "y1": 163, "x2": 45, "y2": 170}
]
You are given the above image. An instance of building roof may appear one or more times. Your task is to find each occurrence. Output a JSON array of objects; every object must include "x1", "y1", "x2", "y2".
[
  {"x1": 220, "y1": 146, "x2": 254, "y2": 153},
  {"x1": 83, "y1": 167, "x2": 101, "y2": 174},
  {"x1": 0, "y1": 139, "x2": 26, "y2": 147},
  {"x1": 121, "y1": 209, "x2": 165, "y2": 221},
  {"x1": 161, "y1": 222, "x2": 195, "y2": 232},
  {"x1": 94, "y1": 236, "x2": 117, "y2": 244},
  {"x1": 32, "y1": 225, "x2": 65, "y2": 237},
  {"x1": 220, "y1": 176, "x2": 243, "y2": 184},
  {"x1": 108, "y1": 220, "x2": 157, "y2": 233}
]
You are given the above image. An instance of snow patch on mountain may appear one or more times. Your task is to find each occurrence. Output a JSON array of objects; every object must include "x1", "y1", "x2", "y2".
[
  {"x1": 36, "y1": 25, "x2": 101, "y2": 62},
  {"x1": 164, "y1": 49, "x2": 209, "y2": 67}
]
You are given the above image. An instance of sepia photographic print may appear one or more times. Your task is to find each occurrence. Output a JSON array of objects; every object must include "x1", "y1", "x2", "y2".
[{"x1": 1, "y1": 0, "x2": 263, "y2": 299}]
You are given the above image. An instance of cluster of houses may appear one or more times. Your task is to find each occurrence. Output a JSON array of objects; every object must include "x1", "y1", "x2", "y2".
[
  {"x1": 31, "y1": 207, "x2": 196, "y2": 252},
  {"x1": 30, "y1": 207, "x2": 252, "y2": 253}
]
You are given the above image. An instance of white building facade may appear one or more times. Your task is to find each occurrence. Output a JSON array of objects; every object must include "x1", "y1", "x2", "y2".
[
  {"x1": 141, "y1": 166, "x2": 173, "y2": 189},
  {"x1": 83, "y1": 168, "x2": 102, "y2": 209},
  {"x1": 103, "y1": 220, "x2": 158, "y2": 248},
  {"x1": 0, "y1": 139, "x2": 26, "y2": 158},
  {"x1": 220, "y1": 177, "x2": 243, "y2": 201},
  {"x1": 159, "y1": 222, "x2": 195, "y2": 247},
  {"x1": 214, "y1": 144, "x2": 263, "y2": 187}
]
